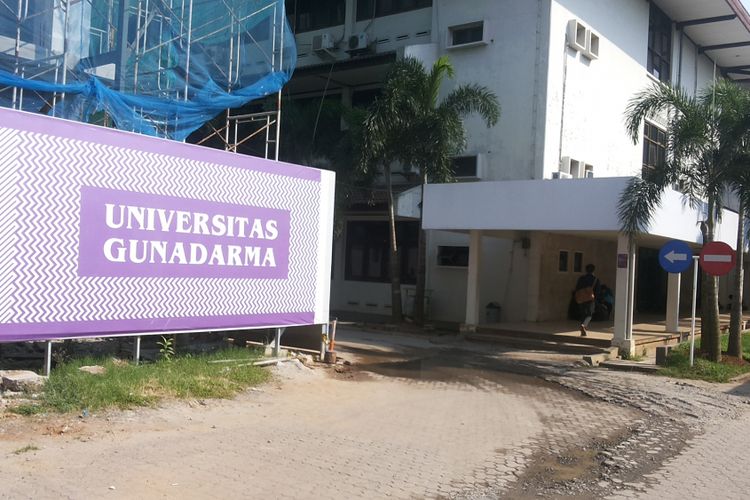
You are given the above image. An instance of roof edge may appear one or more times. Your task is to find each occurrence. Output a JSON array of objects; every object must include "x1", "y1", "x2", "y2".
[{"x1": 725, "y1": 0, "x2": 750, "y2": 35}]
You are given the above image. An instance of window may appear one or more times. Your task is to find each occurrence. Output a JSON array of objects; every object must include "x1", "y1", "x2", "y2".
[
  {"x1": 356, "y1": 0, "x2": 432, "y2": 21},
  {"x1": 286, "y1": 0, "x2": 345, "y2": 34},
  {"x1": 437, "y1": 246, "x2": 469, "y2": 267},
  {"x1": 345, "y1": 221, "x2": 419, "y2": 284},
  {"x1": 448, "y1": 21, "x2": 485, "y2": 48},
  {"x1": 573, "y1": 252, "x2": 583, "y2": 273},
  {"x1": 558, "y1": 250, "x2": 569, "y2": 272},
  {"x1": 352, "y1": 88, "x2": 382, "y2": 109},
  {"x1": 452, "y1": 156, "x2": 478, "y2": 177},
  {"x1": 647, "y1": 3, "x2": 672, "y2": 82},
  {"x1": 642, "y1": 122, "x2": 666, "y2": 180}
]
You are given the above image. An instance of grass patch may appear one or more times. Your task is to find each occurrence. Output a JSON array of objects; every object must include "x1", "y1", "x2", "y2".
[
  {"x1": 621, "y1": 349, "x2": 646, "y2": 362},
  {"x1": 659, "y1": 333, "x2": 750, "y2": 383},
  {"x1": 25, "y1": 348, "x2": 268, "y2": 414},
  {"x1": 12, "y1": 444, "x2": 39, "y2": 455},
  {"x1": 8, "y1": 404, "x2": 45, "y2": 416}
]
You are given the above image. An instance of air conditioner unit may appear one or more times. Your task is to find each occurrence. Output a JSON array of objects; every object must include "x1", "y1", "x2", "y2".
[
  {"x1": 312, "y1": 33, "x2": 335, "y2": 52},
  {"x1": 567, "y1": 19, "x2": 587, "y2": 52},
  {"x1": 552, "y1": 171, "x2": 573, "y2": 179},
  {"x1": 347, "y1": 32, "x2": 370, "y2": 52},
  {"x1": 584, "y1": 30, "x2": 600, "y2": 60},
  {"x1": 584, "y1": 164, "x2": 595, "y2": 178},
  {"x1": 560, "y1": 156, "x2": 572, "y2": 175},
  {"x1": 560, "y1": 156, "x2": 583, "y2": 177}
]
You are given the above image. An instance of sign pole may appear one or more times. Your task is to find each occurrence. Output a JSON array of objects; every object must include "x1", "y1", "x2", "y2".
[
  {"x1": 273, "y1": 327, "x2": 285, "y2": 358},
  {"x1": 44, "y1": 341, "x2": 52, "y2": 376},
  {"x1": 690, "y1": 255, "x2": 699, "y2": 367},
  {"x1": 133, "y1": 336, "x2": 141, "y2": 365}
]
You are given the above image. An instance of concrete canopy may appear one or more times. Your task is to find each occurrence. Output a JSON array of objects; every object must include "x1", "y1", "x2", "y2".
[{"x1": 422, "y1": 177, "x2": 738, "y2": 248}]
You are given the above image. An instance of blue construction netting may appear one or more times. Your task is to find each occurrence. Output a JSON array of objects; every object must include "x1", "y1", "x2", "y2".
[{"x1": 0, "y1": 0, "x2": 295, "y2": 141}]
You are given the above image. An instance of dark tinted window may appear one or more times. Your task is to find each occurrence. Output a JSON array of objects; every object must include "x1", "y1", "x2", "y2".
[
  {"x1": 451, "y1": 23, "x2": 483, "y2": 46},
  {"x1": 356, "y1": 0, "x2": 431, "y2": 21},
  {"x1": 345, "y1": 220, "x2": 418, "y2": 284},
  {"x1": 437, "y1": 246, "x2": 469, "y2": 267},
  {"x1": 287, "y1": 0, "x2": 345, "y2": 33},
  {"x1": 642, "y1": 122, "x2": 666, "y2": 180},
  {"x1": 452, "y1": 156, "x2": 477, "y2": 177},
  {"x1": 647, "y1": 4, "x2": 672, "y2": 82}
]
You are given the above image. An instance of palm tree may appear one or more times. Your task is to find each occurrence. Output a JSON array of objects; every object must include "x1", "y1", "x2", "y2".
[
  {"x1": 714, "y1": 81, "x2": 750, "y2": 358},
  {"x1": 359, "y1": 72, "x2": 415, "y2": 323},
  {"x1": 361, "y1": 56, "x2": 499, "y2": 324},
  {"x1": 621, "y1": 81, "x2": 736, "y2": 362},
  {"x1": 728, "y1": 163, "x2": 750, "y2": 358}
]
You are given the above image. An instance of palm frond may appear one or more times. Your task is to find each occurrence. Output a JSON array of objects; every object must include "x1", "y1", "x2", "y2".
[
  {"x1": 618, "y1": 178, "x2": 664, "y2": 236},
  {"x1": 624, "y1": 82, "x2": 697, "y2": 143},
  {"x1": 427, "y1": 56, "x2": 455, "y2": 107},
  {"x1": 441, "y1": 83, "x2": 500, "y2": 127}
]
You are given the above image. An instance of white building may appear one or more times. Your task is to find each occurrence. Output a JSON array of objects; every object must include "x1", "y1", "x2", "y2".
[{"x1": 285, "y1": 0, "x2": 750, "y2": 354}]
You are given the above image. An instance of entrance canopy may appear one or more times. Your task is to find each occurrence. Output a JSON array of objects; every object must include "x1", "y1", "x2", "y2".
[
  {"x1": 423, "y1": 177, "x2": 738, "y2": 247},
  {"x1": 423, "y1": 177, "x2": 739, "y2": 355}
]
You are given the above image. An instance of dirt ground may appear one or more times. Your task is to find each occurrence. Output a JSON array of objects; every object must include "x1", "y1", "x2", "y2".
[{"x1": 0, "y1": 328, "x2": 748, "y2": 499}]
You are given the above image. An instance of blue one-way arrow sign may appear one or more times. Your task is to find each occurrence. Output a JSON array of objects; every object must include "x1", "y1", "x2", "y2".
[{"x1": 659, "y1": 240, "x2": 693, "y2": 273}]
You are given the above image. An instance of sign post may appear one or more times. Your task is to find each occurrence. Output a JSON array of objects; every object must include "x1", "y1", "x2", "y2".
[
  {"x1": 657, "y1": 240, "x2": 736, "y2": 368},
  {"x1": 692, "y1": 242, "x2": 736, "y2": 366},
  {"x1": 699, "y1": 241, "x2": 735, "y2": 276},
  {"x1": 658, "y1": 240, "x2": 693, "y2": 274},
  {"x1": 659, "y1": 241, "x2": 695, "y2": 365}
]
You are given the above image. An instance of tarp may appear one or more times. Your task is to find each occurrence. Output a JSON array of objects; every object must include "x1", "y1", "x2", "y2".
[{"x1": 0, "y1": 0, "x2": 295, "y2": 140}]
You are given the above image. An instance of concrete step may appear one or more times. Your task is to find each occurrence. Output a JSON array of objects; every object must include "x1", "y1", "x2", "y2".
[
  {"x1": 582, "y1": 346, "x2": 620, "y2": 366},
  {"x1": 598, "y1": 359, "x2": 660, "y2": 373},
  {"x1": 465, "y1": 332, "x2": 613, "y2": 356},
  {"x1": 474, "y1": 327, "x2": 612, "y2": 348}
]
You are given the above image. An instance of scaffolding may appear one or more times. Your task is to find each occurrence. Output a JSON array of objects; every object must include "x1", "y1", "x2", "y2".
[{"x1": 0, "y1": 0, "x2": 294, "y2": 159}]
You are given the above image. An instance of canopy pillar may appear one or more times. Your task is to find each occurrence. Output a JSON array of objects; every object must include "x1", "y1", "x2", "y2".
[
  {"x1": 461, "y1": 230, "x2": 483, "y2": 332},
  {"x1": 613, "y1": 234, "x2": 636, "y2": 356}
]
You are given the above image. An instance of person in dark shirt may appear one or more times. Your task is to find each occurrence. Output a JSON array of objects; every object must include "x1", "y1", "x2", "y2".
[{"x1": 575, "y1": 264, "x2": 599, "y2": 336}]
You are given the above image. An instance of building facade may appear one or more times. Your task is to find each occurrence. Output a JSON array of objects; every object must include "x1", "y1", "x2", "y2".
[{"x1": 285, "y1": 0, "x2": 750, "y2": 351}]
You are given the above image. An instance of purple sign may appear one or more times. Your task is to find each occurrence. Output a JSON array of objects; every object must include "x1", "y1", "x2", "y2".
[
  {"x1": 0, "y1": 107, "x2": 335, "y2": 342},
  {"x1": 617, "y1": 253, "x2": 628, "y2": 269},
  {"x1": 78, "y1": 187, "x2": 290, "y2": 279}
]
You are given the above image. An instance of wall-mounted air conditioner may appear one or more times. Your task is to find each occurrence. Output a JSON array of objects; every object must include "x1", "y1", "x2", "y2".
[
  {"x1": 347, "y1": 32, "x2": 370, "y2": 52},
  {"x1": 585, "y1": 30, "x2": 600, "y2": 60},
  {"x1": 560, "y1": 156, "x2": 572, "y2": 175},
  {"x1": 559, "y1": 157, "x2": 594, "y2": 178},
  {"x1": 312, "y1": 33, "x2": 335, "y2": 52},
  {"x1": 552, "y1": 171, "x2": 573, "y2": 179},
  {"x1": 560, "y1": 156, "x2": 583, "y2": 178},
  {"x1": 567, "y1": 19, "x2": 587, "y2": 52},
  {"x1": 568, "y1": 19, "x2": 599, "y2": 60}
]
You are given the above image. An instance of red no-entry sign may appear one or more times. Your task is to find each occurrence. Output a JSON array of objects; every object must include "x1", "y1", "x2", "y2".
[{"x1": 699, "y1": 241, "x2": 736, "y2": 276}]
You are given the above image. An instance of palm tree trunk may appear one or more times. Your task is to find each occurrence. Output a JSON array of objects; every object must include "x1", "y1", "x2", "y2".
[
  {"x1": 729, "y1": 199, "x2": 745, "y2": 358},
  {"x1": 414, "y1": 170, "x2": 427, "y2": 325},
  {"x1": 704, "y1": 198, "x2": 722, "y2": 362},
  {"x1": 385, "y1": 164, "x2": 403, "y2": 323}
]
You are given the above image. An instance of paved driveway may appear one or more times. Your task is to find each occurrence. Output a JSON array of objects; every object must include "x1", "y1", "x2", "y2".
[{"x1": 0, "y1": 327, "x2": 747, "y2": 499}]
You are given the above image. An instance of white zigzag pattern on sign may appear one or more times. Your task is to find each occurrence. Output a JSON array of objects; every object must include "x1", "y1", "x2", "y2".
[
  {"x1": 10, "y1": 130, "x2": 324, "y2": 324},
  {"x1": 14, "y1": 133, "x2": 85, "y2": 322},
  {"x1": 0, "y1": 128, "x2": 21, "y2": 322}
]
